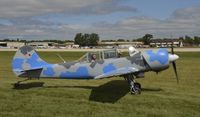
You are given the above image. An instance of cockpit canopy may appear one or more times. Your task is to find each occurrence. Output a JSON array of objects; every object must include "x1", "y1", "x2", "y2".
[{"x1": 78, "y1": 49, "x2": 119, "y2": 62}]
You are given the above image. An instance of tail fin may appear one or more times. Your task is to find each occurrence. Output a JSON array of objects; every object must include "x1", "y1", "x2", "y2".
[{"x1": 12, "y1": 45, "x2": 50, "y2": 77}]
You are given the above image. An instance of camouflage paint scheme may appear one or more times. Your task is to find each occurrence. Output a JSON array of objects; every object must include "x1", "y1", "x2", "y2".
[{"x1": 12, "y1": 46, "x2": 170, "y2": 79}]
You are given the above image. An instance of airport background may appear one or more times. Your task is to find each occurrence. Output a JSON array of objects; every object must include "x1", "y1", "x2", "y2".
[{"x1": 0, "y1": 33, "x2": 199, "y2": 50}]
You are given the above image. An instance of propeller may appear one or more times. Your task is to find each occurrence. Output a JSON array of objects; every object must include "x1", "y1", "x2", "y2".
[
  {"x1": 170, "y1": 42, "x2": 179, "y2": 84},
  {"x1": 171, "y1": 43, "x2": 174, "y2": 54}
]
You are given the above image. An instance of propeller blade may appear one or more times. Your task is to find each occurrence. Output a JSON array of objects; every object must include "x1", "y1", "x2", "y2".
[
  {"x1": 172, "y1": 61, "x2": 179, "y2": 84},
  {"x1": 170, "y1": 41, "x2": 179, "y2": 83},
  {"x1": 171, "y1": 42, "x2": 174, "y2": 54}
]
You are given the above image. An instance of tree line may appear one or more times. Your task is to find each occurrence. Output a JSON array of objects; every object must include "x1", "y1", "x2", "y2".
[
  {"x1": 1, "y1": 33, "x2": 200, "y2": 46},
  {"x1": 180, "y1": 35, "x2": 200, "y2": 46},
  {"x1": 0, "y1": 39, "x2": 74, "y2": 44}
]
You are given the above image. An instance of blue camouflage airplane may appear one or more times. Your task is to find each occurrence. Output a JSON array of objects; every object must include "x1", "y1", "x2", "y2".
[{"x1": 12, "y1": 45, "x2": 179, "y2": 94}]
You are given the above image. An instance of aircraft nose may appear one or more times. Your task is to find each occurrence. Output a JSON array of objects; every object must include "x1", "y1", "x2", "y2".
[{"x1": 169, "y1": 54, "x2": 179, "y2": 62}]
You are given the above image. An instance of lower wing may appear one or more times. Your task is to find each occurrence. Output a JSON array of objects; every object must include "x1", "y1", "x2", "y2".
[{"x1": 95, "y1": 67, "x2": 139, "y2": 79}]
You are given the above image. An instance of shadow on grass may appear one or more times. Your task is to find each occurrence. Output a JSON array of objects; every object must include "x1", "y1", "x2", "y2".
[
  {"x1": 142, "y1": 88, "x2": 162, "y2": 92},
  {"x1": 89, "y1": 80, "x2": 129, "y2": 103},
  {"x1": 12, "y1": 80, "x2": 162, "y2": 103},
  {"x1": 45, "y1": 80, "x2": 129, "y2": 103},
  {"x1": 46, "y1": 80, "x2": 162, "y2": 103},
  {"x1": 12, "y1": 82, "x2": 44, "y2": 90}
]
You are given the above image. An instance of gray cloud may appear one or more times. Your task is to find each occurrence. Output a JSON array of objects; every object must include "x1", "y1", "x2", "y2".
[
  {"x1": 0, "y1": 0, "x2": 136, "y2": 18},
  {"x1": 0, "y1": 0, "x2": 137, "y2": 39},
  {"x1": 67, "y1": 1, "x2": 137, "y2": 15},
  {"x1": 172, "y1": 5, "x2": 200, "y2": 19},
  {"x1": 89, "y1": 6, "x2": 200, "y2": 39},
  {"x1": 0, "y1": 4, "x2": 200, "y2": 39}
]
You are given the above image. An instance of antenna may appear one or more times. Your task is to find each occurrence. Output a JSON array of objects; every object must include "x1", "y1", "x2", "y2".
[{"x1": 56, "y1": 54, "x2": 66, "y2": 63}]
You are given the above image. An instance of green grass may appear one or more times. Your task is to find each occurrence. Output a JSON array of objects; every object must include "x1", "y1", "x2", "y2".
[{"x1": 0, "y1": 51, "x2": 200, "y2": 117}]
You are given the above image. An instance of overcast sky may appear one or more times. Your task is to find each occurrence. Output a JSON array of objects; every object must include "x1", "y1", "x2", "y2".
[{"x1": 0, "y1": 0, "x2": 200, "y2": 40}]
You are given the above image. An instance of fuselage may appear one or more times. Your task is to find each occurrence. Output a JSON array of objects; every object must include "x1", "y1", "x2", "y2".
[
  {"x1": 12, "y1": 45, "x2": 173, "y2": 79},
  {"x1": 39, "y1": 52, "x2": 147, "y2": 79}
]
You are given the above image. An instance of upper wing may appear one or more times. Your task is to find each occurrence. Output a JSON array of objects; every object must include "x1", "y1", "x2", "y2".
[{"x1": 94, "y1": 67, "x2": 139, "y2": 79}]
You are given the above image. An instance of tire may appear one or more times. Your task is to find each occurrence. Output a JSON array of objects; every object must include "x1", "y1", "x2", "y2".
[{"x1": 131, "y1": 83, "x2": 141, "y2": 94}]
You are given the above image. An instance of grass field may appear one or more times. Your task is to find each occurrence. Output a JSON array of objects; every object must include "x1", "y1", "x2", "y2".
[{"x1": 0, "y1": 51, "x2": 200, "y2": 117}]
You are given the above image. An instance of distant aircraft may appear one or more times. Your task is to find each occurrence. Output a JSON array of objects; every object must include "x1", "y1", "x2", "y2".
[{"x1": 12, "y1": 45, "x2": 179, "y2": 94}]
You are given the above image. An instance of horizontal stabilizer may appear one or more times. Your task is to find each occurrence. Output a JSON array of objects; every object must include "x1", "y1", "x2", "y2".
[{"x1": 18, "y1": 68, "x2": 43, "y2": 78}]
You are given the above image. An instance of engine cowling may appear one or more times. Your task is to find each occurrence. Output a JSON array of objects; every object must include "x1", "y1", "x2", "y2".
[{"x1": 142, "y1": 49, "x2": 169, "y2": 72}]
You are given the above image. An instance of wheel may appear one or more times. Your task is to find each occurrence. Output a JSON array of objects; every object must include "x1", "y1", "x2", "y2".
[
  {"x1": 130, "y1": 82, "x2": 141, "y2": 94},
  {"x1": 14, "y1": 83, "x2": 20, "y2": 88}
]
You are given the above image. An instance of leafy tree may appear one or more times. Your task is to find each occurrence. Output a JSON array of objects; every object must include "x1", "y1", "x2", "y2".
[
  {"x1": 134, "y1": 38, "x2": 143, "y2": 42},
  {"x1": 184, "y1": 35, "x2": 193, "y2": 45},
  {"x1": 194, "y1": 36, "x2": 200, "y2": 46},
  {"x1": 89, "y1": 33, "x2": 99, "y2": 46},
  {"x1": 74, "y1": 33, "x2": 100, "y2": 46},
  {"x1": 101, "y1": 40, "x2": 116, "y2": 42},
  {"x1": 179, "y1": 37, "x2": 184, "y2": 40},
  {"x1": 142, "y1": 34, "x2": 153, "y2": 45},
  {"x1": 117, "y1": 39, "x2": 125, "y2": 42},
  {"x1": 74, "y1": 33, "x2": 83, "y2": 45}
]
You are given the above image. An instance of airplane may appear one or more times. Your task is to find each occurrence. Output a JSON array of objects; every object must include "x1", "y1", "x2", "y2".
[{"x1": 12, "y1": 45, "x2": 179, "y2": 94}]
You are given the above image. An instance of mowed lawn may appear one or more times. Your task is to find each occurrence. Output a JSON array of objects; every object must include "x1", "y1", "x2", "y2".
[{"x1": 0, "y1": 51, "x2": 200, "y2": 117}]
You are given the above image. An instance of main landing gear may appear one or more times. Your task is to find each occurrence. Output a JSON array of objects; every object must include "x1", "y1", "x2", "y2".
[{"x1": 124, "y1": 74, "x2": 141, "y2": 94}]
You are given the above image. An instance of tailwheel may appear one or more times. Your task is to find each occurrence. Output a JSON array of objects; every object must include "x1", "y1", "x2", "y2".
[{"x1": 130, "y1": 82, "x2": 141, "y2": 95}]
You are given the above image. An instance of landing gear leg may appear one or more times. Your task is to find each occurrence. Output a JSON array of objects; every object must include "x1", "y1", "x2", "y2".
[{"x1": 125, "y1": 75, "x2": 141, "y2": 94}]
